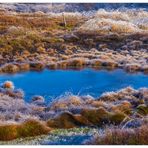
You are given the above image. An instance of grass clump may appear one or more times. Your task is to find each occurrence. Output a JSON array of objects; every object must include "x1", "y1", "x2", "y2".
[
  {"x1": 67, "y1": 58, "x2": 86, "y2": 67},
  {"x1": 125, "y1": 64, "x2": 141, "y2": 73},
  {"x1": 0, "y1": 124, "x2": 18, "y2": 141},
  {"x1": 78, "y1": 18, "x2": 140, "y2": 34},
  {"x1": 1, "y1": 64, "x2": 19, "y2": 73},
  {"x1": 47, "y1": 112, "x2": 83, "y2": 129},
  {"x1": 18, "y1": 63, "x2": 30, "y2": 71},
  {"x1": 111, "y1": 101, "x2": 132, "y2": 115},
  {"x1": 0, "y1": 119, "x2": 50, "y2": 141},
  {"x1": 81, "y1": 107, "x2": 111, "y2": 125},
  {"x1": 87, "y1": 124, "x2": 148, "y2": 145},
  {"x1": 137, "y1": 104, "x2": 148, "y2": 116},
  {"x1": 30, "y1": 62, "x2": 45, "y2": 71},
  {"x1": 17, "y1": 119, "x2": 50, "y2": 138},
  {"x1": 109, "y1": 112, "x2": 127, "y2": 125}
]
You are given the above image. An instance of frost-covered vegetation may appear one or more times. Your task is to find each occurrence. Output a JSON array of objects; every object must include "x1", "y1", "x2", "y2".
[
  {"x1": 0, "y1": 8, "x2": 147, "y2": 74},
  {"x1": 86, "y1": 123, "x2": 148, "y2": 145},
  {"x1": 0, "y1": 81, "x2": 147, "y2": 143},
  {"x1": 0, "y1": 4, "x2": 148, "y2": 144},
  {"x1": 78, "y1": 9, "x2": 148, "y2": 33}
]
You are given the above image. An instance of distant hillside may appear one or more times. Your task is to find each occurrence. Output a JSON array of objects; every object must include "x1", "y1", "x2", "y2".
[{"x1": 0, "y1": 3, "x2": 147, "y2": 13}]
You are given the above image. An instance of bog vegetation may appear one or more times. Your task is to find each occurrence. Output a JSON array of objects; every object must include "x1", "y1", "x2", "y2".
[
  {"x1": 0, "y1": 81, "x2": 147, "y2": 143},
  {"x1": 0, "y1": 8, "x2": 148, "y2": 144},
  {"x1": 0, "y1": 9, "x2": 147, "y2": 73}
]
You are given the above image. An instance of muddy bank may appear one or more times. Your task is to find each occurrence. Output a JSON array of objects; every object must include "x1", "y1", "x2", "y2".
[{"x1": 0, "y1": 81, "x2": 147, "y2": 141}]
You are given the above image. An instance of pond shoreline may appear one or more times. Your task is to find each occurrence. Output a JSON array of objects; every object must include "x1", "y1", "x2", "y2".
[
  {"x1": 0, "y1": 80, "x2": 147, "y2": 143},
  {"x1": 0, "y1": 58, "x2": 148, "y2": 75},
  {"x1": 0, "y1": 68, "x2": 148, "y2": 102},
  {"x1": 0, "y1": 8, "x2": 148, "y2": 144}
]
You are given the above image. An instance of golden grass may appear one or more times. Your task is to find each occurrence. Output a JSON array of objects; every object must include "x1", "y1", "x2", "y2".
[
  {"x1": 67, "y1": 58, "x2": 86, "y2": 67},
  {"x1": 17, "y1": 119, "x2": 50, "y2": 138},
  {"x1": 0, "y1": 124, "x2": 18, "y2": 141},
  {"x1": 18, "y1": 63, "x2": 30, "y2": 71},
  {"x1": 0, "y1": 119, "x2": 50, "y2": 141},
  {"x1": 30, "y1": 62, "x2": 45, "y2": 71},
  {"x1": 1, "y1": 64, "x2": 19, "y2": 73}
]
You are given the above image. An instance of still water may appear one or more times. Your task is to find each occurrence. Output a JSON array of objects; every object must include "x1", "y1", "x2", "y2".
[{"x1": 0, "y1": 69, "x2": 148, "y2": 102}]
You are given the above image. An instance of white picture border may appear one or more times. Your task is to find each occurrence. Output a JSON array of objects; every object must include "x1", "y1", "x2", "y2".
[
  {"x1": 0, "y1": 0, "x2": 147, "y2": 148},
  {"x1": 0, "y1": 0, "x2": 147, "y2": 3}
]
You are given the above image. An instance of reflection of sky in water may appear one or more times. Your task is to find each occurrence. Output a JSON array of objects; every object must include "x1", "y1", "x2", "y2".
[{"x1": 0, "y1": 68, "x2": 148, "y2": 103}]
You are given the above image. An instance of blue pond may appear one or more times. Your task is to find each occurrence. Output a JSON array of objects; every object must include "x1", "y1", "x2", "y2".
[{"x1": 0, "y1": 69, "x2": 148, "y2": 102}]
